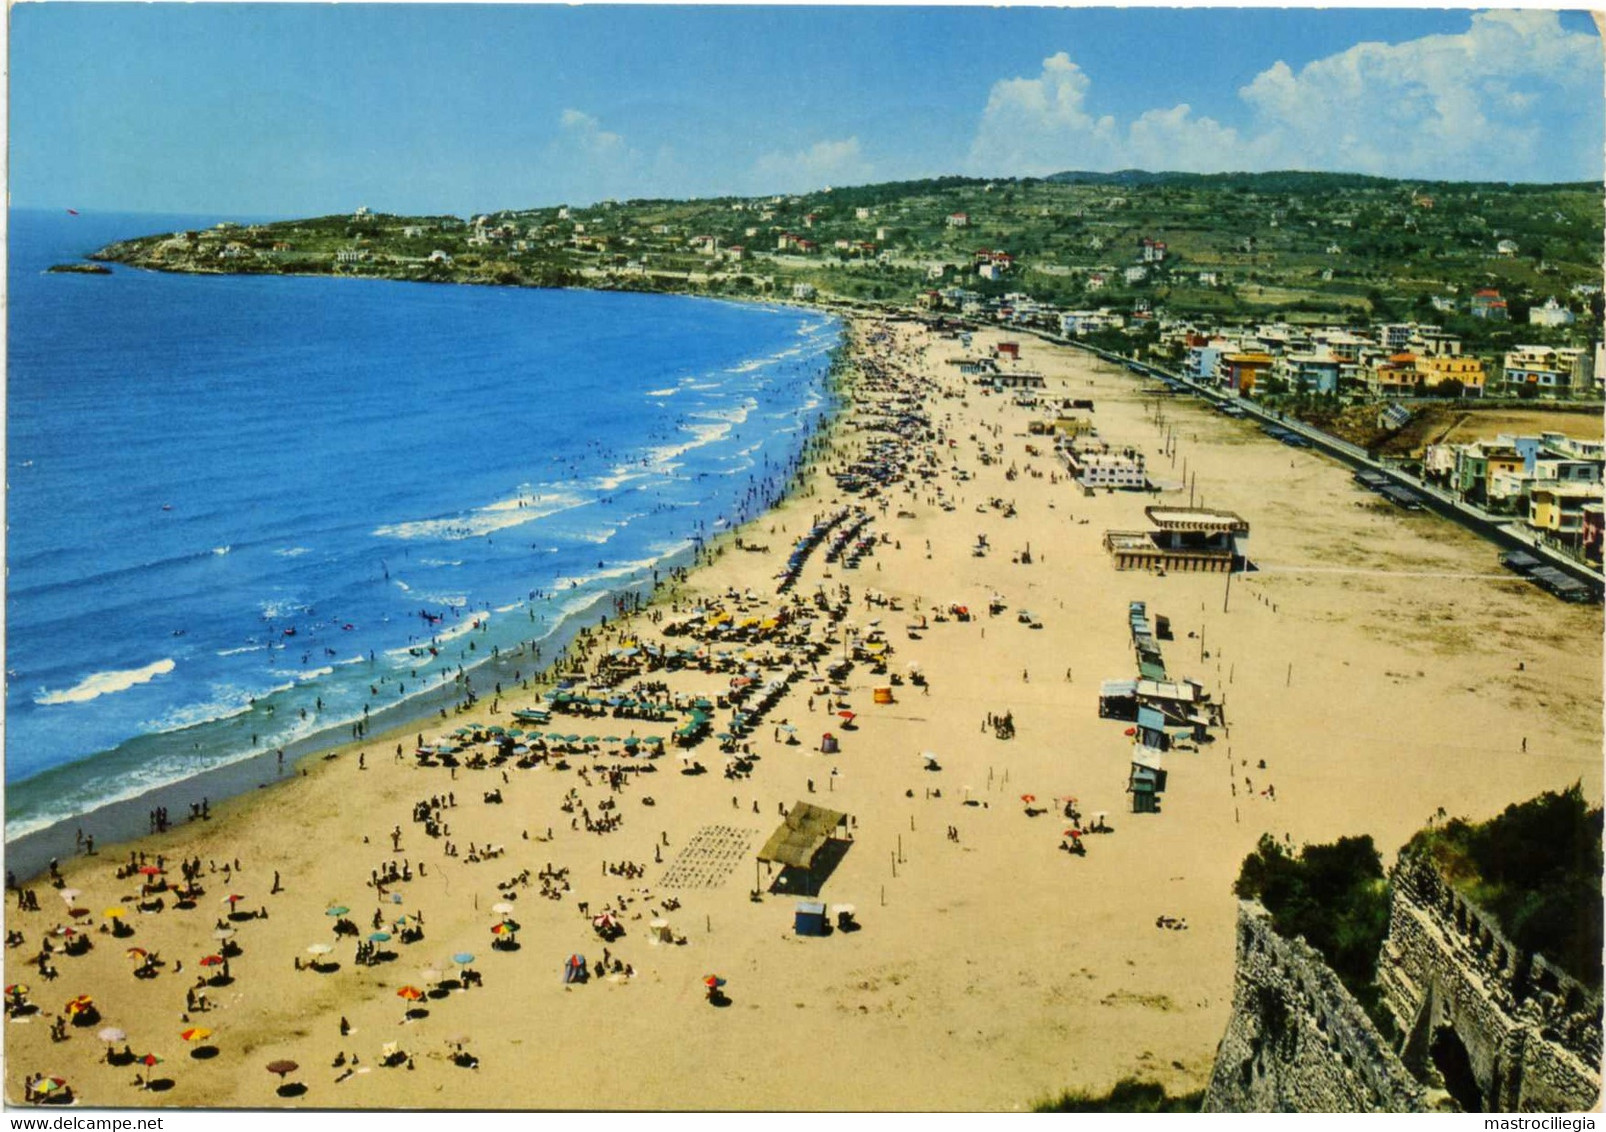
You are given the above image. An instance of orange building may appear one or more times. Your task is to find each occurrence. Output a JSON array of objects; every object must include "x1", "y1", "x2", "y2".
[{"x1": 1223, "y1": 352, "x2": 1273, "y2": 395}]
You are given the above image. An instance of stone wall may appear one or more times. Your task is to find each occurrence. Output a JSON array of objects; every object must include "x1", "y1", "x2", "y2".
[
  {"x1": 1379, "y1": 854, "x2": 1602, "y2": 1113},
  {"x1": 1204, "y1": 902, "x2": 1428, "y2": 1112}
]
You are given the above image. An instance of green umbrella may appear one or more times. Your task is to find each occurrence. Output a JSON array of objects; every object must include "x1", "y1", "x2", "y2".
[
  {"x1": 582, "y1": 735, "x2": 599, "y2": 745},
  {"x1": 325, "y1": 906, "x2": 349, "y2": 917}
]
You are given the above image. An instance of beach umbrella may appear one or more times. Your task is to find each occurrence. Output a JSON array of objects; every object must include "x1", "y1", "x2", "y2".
[
  {"x1": 32, "y1": 1078, "x2": 69, "y2": 1096},
  {"x1": 68, "y1": 907, "x2": 91, "y2": 919},
  {"x1": 179, "y1": 1027, "x2": 212, "y2": 1043},
  {"x1": 5, "y1": 984, "x2": 29, "y2": 996},
  {"x1": 491, "y1": 902, "x2": 515, "y2": 915},
  {"x1": 369, "y1": 931, "x2": 392, "y2": 943},
  {"x1": 265, "y1": 1060, "x2": 298, "y2": 1080},
  {"x1": 64, "y1": 995, "x2": 94, "y2": 1016},
  {"x1": 137, "y1": 1053, "x2": 162, "y2": 1069},
  {"x1": 306, "y1": 943, "x2": 333, "y2": 957},
  {"x1": 703, "y1": 975, "x2": 726, "y2": 989},
  {"x1": 837, "y1": 710, "x2": 856, "y2": 721},
  {"x1": 212, "y1": 929, "x2": 235, "y2": 941},
  {"x1": 490, "y1": 922, "x2": 515, "y2": 936},
  {"x1": 1123, "y1": 727, "x2": 1136, "y2": 737},
  {"x1": 198, "y1": 954, "x2": 225, "y2": 968},
  {"x1": 1068, "y1": 830, "x2": 1082, "y2": 840},
  {"x1": 223, "y1": 894, "x2": 244, "y2": 906},
  {"x1": 138, "y1": 866, "x2": 163, "y2": 877},
  {"x1": 103, "y1": 907, "x2": 126, "y2": 919},
  {"x1": 125, "y1": 948, "x2": 149, "y2": 960},
  {"x1": 58, "y1": 889, "x2": 81, "y2": 902},
  {"x1": 1021, "y1": 794, "x2": 1036, "y2": 804},
  {"x1": 582, "y1": 735, "x2": 599, "y2": 745},
  {"x1": 325, "y1": 906, "x2": 349, "y2": 917},
  {"x1": 451, "y1": 953, "x2": 475, "y2": 966},
  {"x1": 396, "y1": 985, "x2": 425, "y2": 1001},
  {"x1": 97, "y1": 1027, "x2": 126, "y2": 1043}
]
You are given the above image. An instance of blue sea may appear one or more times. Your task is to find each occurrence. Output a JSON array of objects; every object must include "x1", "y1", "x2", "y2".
[{"x1": 5, "y1": 209, "x2": 839, "y2": 840}]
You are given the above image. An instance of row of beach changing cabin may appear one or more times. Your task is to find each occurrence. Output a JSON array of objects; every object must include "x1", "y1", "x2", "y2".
[
  {"x1": 1353, "y1": 469, "x2": 1426, "y2": 511},
  {"x1": 1501, "y1": 549, "x2": 1599, "y2": 604},
  {"x1": 1100, "y1": 602, "x2": 1228, "y2": 813}
]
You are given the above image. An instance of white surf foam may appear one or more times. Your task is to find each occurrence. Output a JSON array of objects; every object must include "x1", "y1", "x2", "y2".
[
  {"x1": 36, "y1": 659, "x2": 176, "y2": 706},
  {"x1": 374, "y1": 490, "x2": 585, "y2": 541}
]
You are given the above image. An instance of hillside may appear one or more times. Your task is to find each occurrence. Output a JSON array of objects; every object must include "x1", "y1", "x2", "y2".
[{"x1": 89, "y1": 171, "x2": 1604, "y2": 340}]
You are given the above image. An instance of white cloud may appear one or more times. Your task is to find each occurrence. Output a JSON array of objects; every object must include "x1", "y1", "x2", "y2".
[
  {"x1": 750, "y1": 137, "x2": 874, "y2": 194},
  {"x1": 548, "y1": 109, "x2": 640, "y2": 202},
  {"x1": 969, "y1": 11, "x2": 1602, "y2": 182},
  {"x1": 558, "y1": 109, "x2": 628, "y2": 161}
]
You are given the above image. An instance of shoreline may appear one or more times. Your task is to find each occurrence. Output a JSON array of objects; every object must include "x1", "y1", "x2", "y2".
[{"x1": 4, "y1": 314, "x2": 846, "y2": 884}]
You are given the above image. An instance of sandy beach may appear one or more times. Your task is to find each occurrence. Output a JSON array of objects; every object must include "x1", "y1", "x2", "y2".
[{"x1": 6, "y1": 317, "x2": 1601, "y2": 1112}]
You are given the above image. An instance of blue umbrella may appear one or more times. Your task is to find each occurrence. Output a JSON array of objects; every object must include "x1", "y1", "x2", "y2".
[
  {"x1": 452, "y1": 953, "x2": 475, "y2": 965},
  {"x1": 369, "y1": 931, "x2": 391, "y2": 943},
  {"x1": 325, "y1": 906, "x2": 349, "y2": 917}
]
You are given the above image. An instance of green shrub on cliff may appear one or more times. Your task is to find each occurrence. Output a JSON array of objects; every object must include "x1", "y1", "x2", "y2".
[
  {"x1": 1233, "y1": 834, "x2": 1391, "y2": 1002},
  {"x1": 1406, "y1": 784, "x2": 1603, "y2": 989},
  {"x1": 1034, "y1": 1078, "x2": 1204, "y2": 1112}
]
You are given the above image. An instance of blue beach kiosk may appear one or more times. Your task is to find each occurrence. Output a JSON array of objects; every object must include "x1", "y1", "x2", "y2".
[{"x1": 793, "y1": 901, "x2": 829, "y2": 937}]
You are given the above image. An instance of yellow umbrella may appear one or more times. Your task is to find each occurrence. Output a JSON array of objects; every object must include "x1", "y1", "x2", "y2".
[
  {"x1": 179, "y1": 1027, "x2": 212, "y2": 1043},
  {"x1": 104, "y1": 907, "x2": 127, "y2": 919}
]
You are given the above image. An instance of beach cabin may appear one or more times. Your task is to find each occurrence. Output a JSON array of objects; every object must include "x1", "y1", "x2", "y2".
[
  {"x1": 1128, "y1": 748, "x2": 1168, "y2": 814},
  {"x1": 794, "y1": 901, "x2": 829, "y2": 937},
  {"x1": 1098, "y1": 679, "x2": 1138, "y2": 721},
  {"x1": 1136, "y1": 705, "x2": 1169, "y2": 750},
  {"x1": 1136, "y1": 678, "x2": 1222, "y2": 731}
]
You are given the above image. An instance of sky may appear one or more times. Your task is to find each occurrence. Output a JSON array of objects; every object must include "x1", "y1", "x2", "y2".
[{"x1": 8, "y1": 4, "x2": 1604, "y2": 216}]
